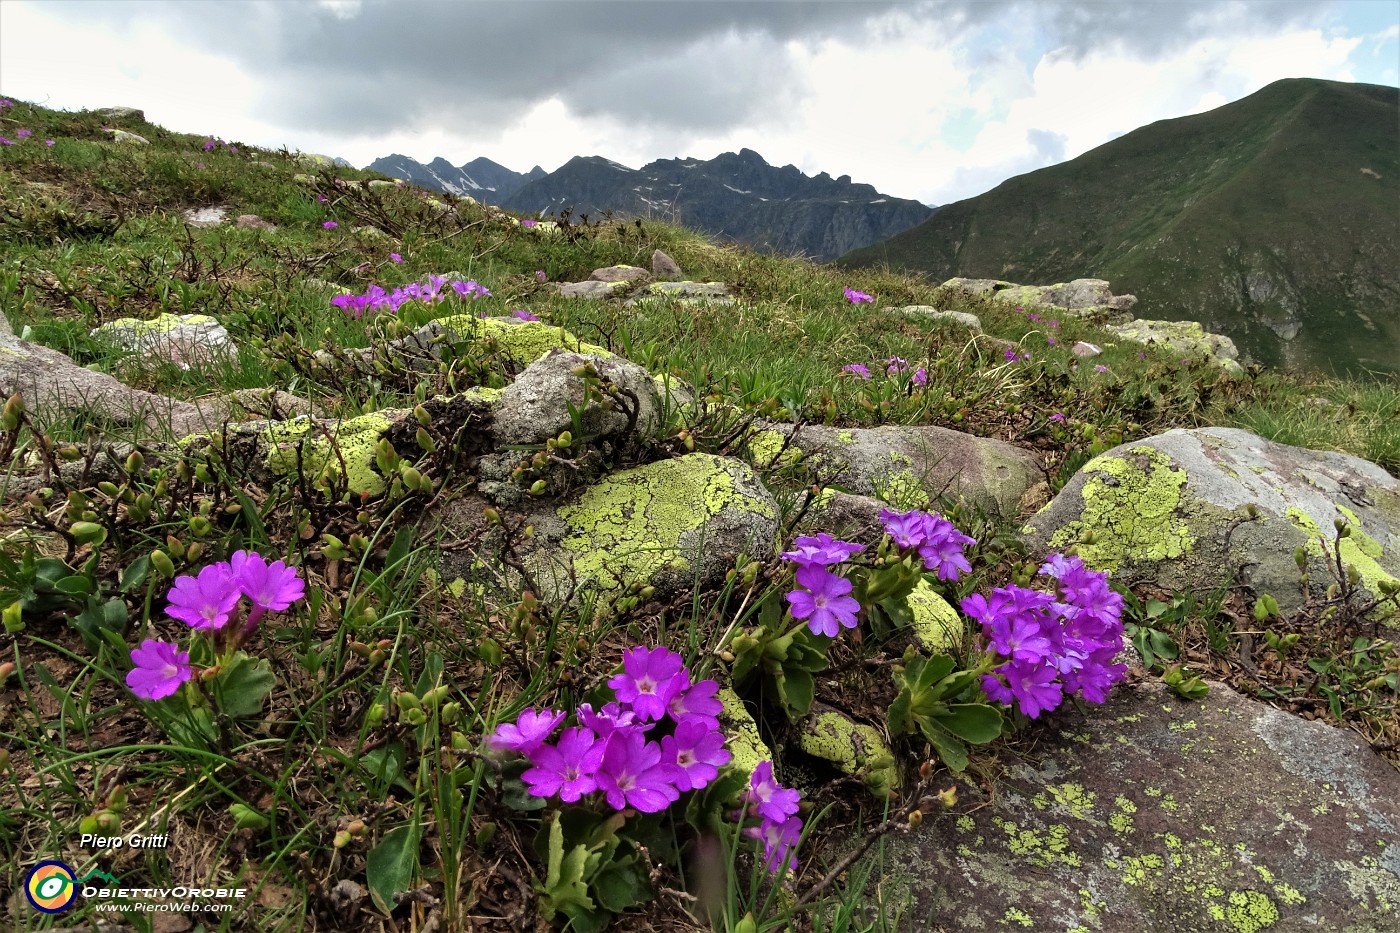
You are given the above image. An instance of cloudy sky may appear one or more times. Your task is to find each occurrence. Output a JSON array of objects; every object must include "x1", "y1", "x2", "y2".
[{"x1": 2, "y1": 1, "x2": 1396, "y2": 206}]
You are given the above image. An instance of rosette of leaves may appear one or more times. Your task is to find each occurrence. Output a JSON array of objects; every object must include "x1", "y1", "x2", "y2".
[
  {"x1": 888, "y1": 653, "x2": 1004, "y2": 771},
  {"x1": 534, "y1": 809, "x2": 661, "y2": 932}
]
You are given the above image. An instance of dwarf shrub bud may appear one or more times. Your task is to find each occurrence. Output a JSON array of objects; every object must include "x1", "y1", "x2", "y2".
[
  {"x1": 415, "y1": 428, "x2": 435, "y2": 453},
  {"x1": 907, "y1": 809, "x2": 923, "y2": 828},
  {"x1": 364, "y1": 704, "x2": 387, "y2": 729},
  {"x1": 69, "y1": 521, "x2": 107, "y2": 546},
  {"x1": 333, "y1": 829, "x2": 353, "y2": 849},
  {"x1": 413, "y1": 405, "x2": 432, "y2": 427},
  {"x1": 4, "y1": 601, "x2": 24, "y2": 634},
  {"x1": 529, "y1": 479, "x2": 547, "y2": 495},
  {"x1": 186, "y1": 542, "x2": 204, "y2": 563},
  {"x1": 0, "y1": 661, "x2": 14, "y2": 682}
]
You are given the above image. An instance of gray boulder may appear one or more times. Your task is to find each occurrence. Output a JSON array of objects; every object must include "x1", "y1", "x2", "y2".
[
  {"x1": 1020, "y1": 427, "x2": 1400, "y2": 613},
  {"x1": 651, "y1": 249, "x2": 683, "y2": 280},
  {"x1": 878, "y1": 680, "x2": 1400, "y2": 932},
  {"x1": 1109, "y1": 319, "x2": 1245, "y2": 375},
  {"x1": 91, "y1": 313, "x2": 236, "y2": 371},
  {"x1": 894, "y1": 306, "x2": 983, "y2": 333},
  {"x1": 747, "y1": 423, "x2": 1041, "y2": 519},
  {"x1": 489, "y1": 350, "x2": 666, "y2": 448}
]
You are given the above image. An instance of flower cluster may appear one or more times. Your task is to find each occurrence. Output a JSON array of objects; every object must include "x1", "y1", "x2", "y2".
[
  {"x1": 782, "y1": 533, "x2": 866, "y2": 637},
  {"x1": 490, "y1": 646, "x2": 731, "y2": 813},
  {"x1": 843, "y1": 286, "x2": 874, "y2": 304},
  {"x1": 1, "y1": 127, "x2": 48, "y2": 147},
  {"x1": 962, "y1": 554, "x2": 1126, "y2": 719},
  {"x1": 330, "y1": 275, "x2": 493, "y2": 317},
  {"x1": 126, "y1": 551, "x2": 304, "y2": 700},
  {"x1": 1003, "y1": 348, "x2": 1031, "y2": 363},
  {"x1": 738, "y1": 761, "x2": 803, "y2": 872},
  {"x1": 200, "y1": 136, "x2": 237, "y2": 154},
  {"x1": 840, "y1": 360, "x2": 927, "y2": 386},
  {"x1": 878, "y1": 508, "x2": 975, "y2": 581}
]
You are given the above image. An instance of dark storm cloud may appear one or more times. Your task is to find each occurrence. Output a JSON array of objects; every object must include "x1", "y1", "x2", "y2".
[{"x1": 38, "y1": 0, "x2": 1339, "y2": 138}]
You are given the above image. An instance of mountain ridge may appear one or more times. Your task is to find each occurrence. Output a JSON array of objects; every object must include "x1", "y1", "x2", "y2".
[{"x1": 837, "y1": 77, "x2": 1400, "y2": 378}]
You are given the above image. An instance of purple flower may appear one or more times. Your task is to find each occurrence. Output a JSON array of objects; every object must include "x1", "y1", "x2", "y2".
[
  {"x1": 16, "y1": 129, "x2": 32, "y2": 138},
  {"x1": 520, "y1": 219, "x2": 537, "y2": 227},
  {"x1": 781, "y1": 532, "x2": 865, "y2": 567},
  {"x1": 0, "y1": 99, "x2": 11, "y2": 107},
  {"x1": 985, "y1": 612, "x2": 1055, "y2": 665},
  {"x1": 841, "y1": 363, "x2": 871, "y2": 380},
  {"x1": 786, "y1": 564, "x2": 861, "y2": 638},
  {"x1": 165, "y1": 563, "x2": 240, "y2": 631},
  {"x1": 609, "y1": 646, "x2": 687, "y2": 722},
  {"x1": 0, "y1": 138, "x2": 12, "y2": 146},
  {"x1": 885, "y1": 356, "x2": 908, "y2": 375},
  {"x1": 1049, "y1": 320, "x2": 1059, "y2": 328},
  {"x1": 521, "y1": 726, "x2": 604, "y2": 802},
  {"x1": 316, "y1": 195, "x2": 328, "y2": 204},
  {"x1": 843, "y1": 286, "x2": 874, "y2": 304},
  {"x1": 44, "y1": 139, "x2": 54, "y2": 147},
  {"x1": 322, "y1": 221, "x2": 338, "y2": 229},
  {"x1": 126, "y1": 640, "x2": 193, "y2": 700},
  {"x1": 1095, "y1": 364, "x2": 1108, "y2": 373},
  {"x1": 746, "y1": 814, "x2": 803, "y2": 873},
  {"x1": 1050, "y1": 412, "x2": 1066, "y2": 422},
  {"x1": 745, "y1": 761, "x2": 801, "y2": 824},
  {"x1": 512, "y1": 309, "x2": 539, "y2": 321},
  {"x1": 535, "y1": 270, "x2": 547, "y2": 282},
  {"x1": 228, "y1": 550, "x2": 304, "y2": 612},
  {"x1": 1047, "y1": 337, "x2": 1056, "y2": 346},
  {"x1": 996, "y1": 662, "x2": 1064, "y2": 719},
  {"x1": 879, "y1": 508, "x2": 930, "y2": 550},
  {"x1": 594, "y1": 730, "x2": 681, "y2": 813},
  {"x1": 202, "y1": 139, "x2": 217, "y2": 152},
  {"x1": 666, "y1": 678, "x2": 723, "y2": 730},
  {"x1": 661, "y1": 718, "x2": 730, "y2": 791},
  {"x1": 489, "y1": 708, "x2": 565, "y2": 756},
  {"x1": 389, "y1": 252, "x2": 403, "y2": 263},
  {"x1": 576, "y1": 701, "x2": 639, "y2": 739},
  {"x1": 912, "y1": 367, "x2": 928, "y2": 387},
  {"x1": 1004, "y1": 349, "x2": 1018, "y2": 361}
]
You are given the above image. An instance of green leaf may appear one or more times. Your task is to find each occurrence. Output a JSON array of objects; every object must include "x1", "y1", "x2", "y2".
[
  {"x1": 936, "y1": 703, "x2": 1004, "y2": 744},
  {"x1": 229, "y1": 803, "x2": 270, "y2": 831},
  {"x1": 776, "y1": 668, "x2": 814, "y2": 719},
  {"x1": 54, "y1": 574, "x2": 94, "y2": 596},
  {"x1": 919, "y1": 721, "x2": 970, "y2": 772},
  {"x1": 366, "y1": 821, "x2": 421, "y2": 915},
  {"x1": 538, "y1": 816, "x2": 595, "y2": 921},
  {"x1": 210, "y1": 650, "x2": 276, "y2": 719},
  {"x1": 71, "y1": 596, "x2": 128, "y2": 651},
  {"x1": 119, "y1": 555, "x2": 151, "y2": 594},
  {"x1": 360, "y1": 742, "x2": 406, "y2": 788},
  {"x1": 591, "y1": 853, "x2": 649, "y2": 913}
]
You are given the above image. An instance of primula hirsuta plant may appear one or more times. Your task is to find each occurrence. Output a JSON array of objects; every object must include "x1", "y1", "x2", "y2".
[
  {"x1": 126, "y1": 550, "x2": 304, "y2": 700},
  {"x1": 331, "y1": 274, "x2": 493, "y2": 318},
  {"x1": 489, "y1": 645, "x2": 805, "y2": 873}
]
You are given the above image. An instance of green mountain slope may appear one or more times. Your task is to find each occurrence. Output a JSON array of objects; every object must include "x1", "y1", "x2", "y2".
[{"x1": 837, "y1": 78, "x2": 1400, "y2": 378}]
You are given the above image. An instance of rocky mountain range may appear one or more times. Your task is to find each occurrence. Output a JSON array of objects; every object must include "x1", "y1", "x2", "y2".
[
  {"x1": 366, "y1": 148, "x2": 932, "y2": 262},
  {"x1": 364, "y1": 154, "x2": 546, "y2": 200},
  {"x1": 837, "y1": 78, "x2": 1400, "y2": 378}
]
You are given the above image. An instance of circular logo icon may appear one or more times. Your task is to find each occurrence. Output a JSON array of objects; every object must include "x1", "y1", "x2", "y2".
[{"x1": 25, "y1": 861, "x2": 78, "y2": 913}]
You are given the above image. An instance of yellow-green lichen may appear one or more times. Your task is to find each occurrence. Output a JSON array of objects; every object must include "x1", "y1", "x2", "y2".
[
  {"x1": 1285, "y1": 506, "x2": 1399, "y2": 608},
  {"x1": 1222, "y1": 890, "x2": 1278, "y2": 932},
  {"x1": 1002, "y1": 906, "x2": 1034, "y2": 927},
  {"x1": 99, "y1": 312, "x2": 218, "y2": 335},
  {"x1": 258, "y1": 411, "x2": 396, "y2": 496},
  {"x1": 553, "y1": 454, "x2": 774, "y2": 593},
  {"x1": 717, "y1": 685, "x2": 768, "y2": 778},
  {"x1": 797, "y1": 711, "x2": 899, "y2": 797},
  {"x1": 438, "y1": 316, "x2": 612, "y2": 368},
  {"x1": 742, "y1": 429, "x2": 803, "y2": 469},
  {"x1": 1040, "y1": 447, "x2": 1196, "y2": 571},
  {"x1": 992, "y1": 817, "x2": 1082, "y2": 869},
  {"x1": 907, "y1": 580, "x2": 964, "y2": 653},
  {"x1": 1034, "y1": 782, "x2": 1098, "y2": 821},
  {"x1": 876, "y1": 452, "x2": 931, "y2": 510}
]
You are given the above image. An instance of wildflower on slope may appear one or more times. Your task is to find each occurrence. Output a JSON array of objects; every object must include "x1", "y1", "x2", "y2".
[
  {"x1": 594, "y1": 729, "x2": 682, "y2": 813},
  {"x1": 44, "y1": 140, "x2": 54, "y2": 146},
  {"x1": 841, "y1": 363, "x2": 871, "y2": 379},
  {"x1": 165, "y1": 563, "x2": 241, "y2": 630},
  {"x1": 0, "y1": 138, "x2": 12, "y2": 146},
  {"x1": 843, "y1": 286, "x2": 874, "y2": 303},
  {"x1": 512, "y1": 309, "x2": 539, "y2": 321},
  {"x1": 787, "y1": 564, "x2": 861, "y2": 637},
  {"x1": 521, "y1": 726, "x2": 604, "y2": 803},
  {"x1": 0, "y1": 99, "x2": 12, "y2": 108},
  {"x1": 913, "y1": 367, "x2": 928, "y2": 387},
  {"x1": 609, "y1": 646, "x2": 687, "y2": 722},
  {"x1": 746, "y1": 814, "x2": 803, "y2": 872},
  {"x1": 489, "y1": 707, "x2": 565, "y2": 756},
  {"x1": 389, "y1": 252, "x2": 403, "y2": 263},
  {"x1": 16, "y1": 129, "x2": 31, "y2": 138},
  {"x1": 781, "y1": 532, "x2": 865, "y2": 567},
  {"x1": 666, "y1": 677, "x2": 723, "y2": 731},
  {"x1": 885, "y1": 356, "x2": 908, "y2": 375},
  {"x1": 228, "y1": 550, "x2": 304, "y2": 630},
  {"x1": 126, "y1": 640, "x2": 193, "y2": 700},
  {"x1": 322, "y1": 221, "x2": 338, "y2": 229},
  {"x1": 745, "y1": 760, "x2": 801, "y2": 825},
  {"x1": 661, "y1": 718, "x2": 731, "y2": 791}
]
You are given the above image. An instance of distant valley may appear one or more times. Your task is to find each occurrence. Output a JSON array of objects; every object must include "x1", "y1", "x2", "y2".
[
  {"x1": 365, "y1": 148, "x2": 933, "y2": 262},
  {"x1": 838, "y1": 78, "x2": 1400, "y2": 379}
]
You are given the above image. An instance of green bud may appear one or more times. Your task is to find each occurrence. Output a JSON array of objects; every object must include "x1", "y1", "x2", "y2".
[
  {"x1": 440, "y1": 701, "x2": 461, "y2": 725},
  {"x1": 125, "y1": 450, "x2": 144, "y2": 474},
  {"x1": 395, "y1": 691, "x2": 422, "y2": 713},
  {"x1": 478, "y1": 638, "x2": 503, "y2": 666},
  {"x1": 69, "y1": 521, "x2": 107, "y2": 546},
  {"x1": 185, "y1": 542, "x2": 204, "y2": 563},
  {"x1": 1347, "y1": 563, "x2": 1361, "y2": 586},
  {"x1": 1334, "y1": 518, "x2": 1351, "y2": 537},
  {"x1": 1245, "y1": 502, "x2": 1258, "y2": 519},
  {"x1": 413, "y1": 405, "x2": 432, "y2": 427},
  {"x1": 401, "y1": 466, "x2": 424, "y2": 490},
  {"x1": 422, "y1": 684, "x2": 450, "y2": 709},
  {"x1": 451, "y1": 731, "x2": 471, "y2": 750},
  {"x1": 189, "y1": 515, "x2": 212, "y2": 536},
  {"x1": 415, "y1": 428, "x2": 435, "y2": 453},
  {"x1": 364, "y1": 703, "x2": 387, "y2": 729},
  {"x1": 333, "y1": 829, "x2": 353, "y2": 849},
  {"x1": 1, "y1": 393, "x2": 25, "y2": 432},
  {"x1": 475, "y1": 822, "x2": 497, "y2": 848},
  {"x1": 557, "y1": 430, "x2": 572, "y2": 449},
  {"x1": 3, "y1": 600, "x2": 23, "y2": 634},
  {"x1": 1294, "y1": 546, "x2": 1308, "y2": 570},
  {"x1": 529, "y1": 479, "x2": 547, "y2": 496},
  {"x1": 97, "y1": 481, "x2": 120, "y2": 497}
]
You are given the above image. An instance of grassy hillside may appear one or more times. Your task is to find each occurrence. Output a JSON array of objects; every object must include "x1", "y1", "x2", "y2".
[
  {"x1": 0, "y1": 98, "x2": 1396, "y2": 932},
  {"x1": 837, "y1": 78, "x2": 1400, "y2": 379}
]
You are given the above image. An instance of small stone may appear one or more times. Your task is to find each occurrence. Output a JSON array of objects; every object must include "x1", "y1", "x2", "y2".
[
  {"x1": 1072, "y1": 341, "x2": 1103, "y2": 358},
  {"x1": 557, "y1": 280, "x2": 629, "y2": 300},
  {"x1": 235, "y1": 214, "x2": 277, "y2": 231},
  {"x1": 183, "y1": 207, "x2": 227, "y2": 227},
  {"x1": 896, "y1": 306, "x2": 983, "y2": 333},
  {"x1": 95, "y1": 106, "x2": 144, "y2": 121},
  {"x1": 651, "y1": 249, "x2": 683, "y2": 280},
  {"x1": 589, "y1": 265, "x2": 649, "y2": 284}
]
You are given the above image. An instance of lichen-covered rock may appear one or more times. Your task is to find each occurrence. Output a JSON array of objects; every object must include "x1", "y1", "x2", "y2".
[
  {"x1": 646, "y1": 281, "x2": 731, "y2": 299},
  {"x1": 651, "y1": 249, "x2": 683, "y2": 280},
  {"x1": 894, "y1": 306, "x2": 983, "y2": 333},
  {"x1": 798, "y1": 703, "x2": 899, "y2": 798},
  {"x1": 906, "y1": 579, "x2": 966, "y2": 654},
  {"x1": 941, "y1": 276, "x2": 1137, "y2": 326},
  {"x1": 490, "y1": 349, "x2": 666, "y2": 448},
  {"x1": 589, "y1": 265, "x2": 649, "y2": 284},
  {"x1": 877, "y1": 680, "x2": 1400, "y2": 931},
  {"x1": 91, "y1": 313, "x2": 236, "y2": 370},
  {"x1": 760, "y1": 423, "x2": 1040, "y2": 519},
  {"x1": 556, "y1": 280, "x2": 631, "y2": 300},
  {"x1": 520, "y1": 453, "x2": 779, "y2": 606},
  {"x1": 103, "y1": 128, "x2": 149, "y2": 145},
  {"x1": 717, "y1": 685, "x2": 770, "y2": 779},
  {"x1": 1021, "y1": 427, "x2": 1400, "y2": 613},
  {"x1": 1109, "y1": 319, "x2": 1245, "y2": 375},
  {"x1": 319, "y1": 316, "x2": 611, "y2": 376},
  {"x1": 183, "y1": 207, "x2": 227, "y2": 227},
  {"x1": 0, "y1": 332, "x2": 223, "y2": 441}
]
